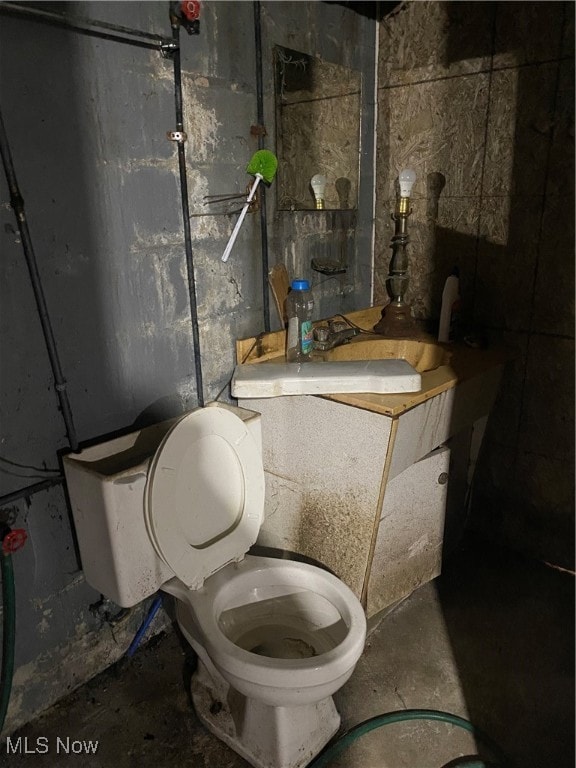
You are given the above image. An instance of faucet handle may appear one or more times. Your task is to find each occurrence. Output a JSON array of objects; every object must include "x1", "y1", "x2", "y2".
[
  {"x1": 329, "y1": 319, "x2": 349, "y2": 334},
  {"x1": 313, "y1": 325, "x2": 330, "y2": 342}
]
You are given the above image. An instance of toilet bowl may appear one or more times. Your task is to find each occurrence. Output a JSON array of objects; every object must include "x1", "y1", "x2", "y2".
[{"x1": 63, "y1": 402, "x2": 366, "y2": 768}]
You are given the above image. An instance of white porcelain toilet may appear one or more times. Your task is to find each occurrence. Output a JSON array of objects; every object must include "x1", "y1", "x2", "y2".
[{"x1": 63, "y1": 402, "x2": 366, "y2": 768}]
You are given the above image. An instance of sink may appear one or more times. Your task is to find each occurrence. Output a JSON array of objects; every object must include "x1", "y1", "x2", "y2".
[
  {"x1": 234, "y1": 305, "x2": 452, "y2": 375},
  {"x1": 312, "y1": 337, "x2": 451, "y2": 373}
]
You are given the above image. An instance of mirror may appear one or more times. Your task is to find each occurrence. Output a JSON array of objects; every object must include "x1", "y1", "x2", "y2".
[{"x1": 274, "y1": 46, "x2": 361, "y2": 211}]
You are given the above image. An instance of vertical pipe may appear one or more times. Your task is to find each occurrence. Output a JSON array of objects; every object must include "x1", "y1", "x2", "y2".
[
  {"x1": 0, "y1": 109, "x2": 79, "y2": 452},
  {"x1": 253, "y1": 1, "x2": 270, "y2": 332},
  {"x1": 169, "y1": 15, "x2": 204, "y2": 406}
]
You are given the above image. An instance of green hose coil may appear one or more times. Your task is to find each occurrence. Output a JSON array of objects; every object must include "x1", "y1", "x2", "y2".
[
  {"x1": 0, "y1": 549, "x2": 15, "y2": 735},
  {"x1": 307, "y1": 709, "x2": 512, "y2": 768}
]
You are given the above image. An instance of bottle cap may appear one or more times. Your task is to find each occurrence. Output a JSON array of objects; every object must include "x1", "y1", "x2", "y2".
[{"x1": 291, "y1": 279, "x2": 310, "y2": 291}]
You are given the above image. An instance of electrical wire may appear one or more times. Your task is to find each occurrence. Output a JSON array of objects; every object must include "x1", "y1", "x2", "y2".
[
  {"x1": 0, "y1": 456, "x2": 60, "y2": 481},
  {"x1": 0, "y1": 468, "x2": 59, "y2": 481},
  {"x1": 0, "y1": 456, "x2": 60, "y2": 475}
]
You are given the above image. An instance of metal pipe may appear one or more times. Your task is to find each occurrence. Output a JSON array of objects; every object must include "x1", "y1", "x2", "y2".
[
  {"x1": 0, "y1": 477, "x2": 64, "y2": 509},
  {"x1": 0, "y1": 109, "x2": 80, "y2": 453},
  {"x1": 0, "y1": 2, "x2": 172, "y2": 50},
  {"x1": 169, "y1": 13, "x2": 204, "y2": 407},
  {"x1": 253, "y1": 0, "x2": 271, "y2": 333}
]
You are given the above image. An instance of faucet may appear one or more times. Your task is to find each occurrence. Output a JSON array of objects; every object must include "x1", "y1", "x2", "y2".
[{"x1": 313, "y1": 320, "x2": 359, "y2": 351}]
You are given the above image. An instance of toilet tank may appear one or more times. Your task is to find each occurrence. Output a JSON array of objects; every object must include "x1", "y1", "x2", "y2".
[{"x1": 63, "y1": 403, "x2": 263, "y2": 608}]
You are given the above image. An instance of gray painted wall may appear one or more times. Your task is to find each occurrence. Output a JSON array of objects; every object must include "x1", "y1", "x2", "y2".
[{"x1": 0, "y1": 1, "x2": 376, "y2": 732}]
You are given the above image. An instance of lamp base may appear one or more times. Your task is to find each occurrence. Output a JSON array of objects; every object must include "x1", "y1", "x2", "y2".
[{"x1": 373, "y1": 302, "x2": 418, "y2": 338}]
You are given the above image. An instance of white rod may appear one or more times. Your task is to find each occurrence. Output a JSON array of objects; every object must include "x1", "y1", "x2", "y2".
[{"x1": 221, "y1": 174, "x2": 263, "y2": 263}]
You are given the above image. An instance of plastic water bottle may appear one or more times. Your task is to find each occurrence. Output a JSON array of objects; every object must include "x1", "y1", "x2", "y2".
[{"x1": 286, "y1": 279, "x2": 314, "y2": 362}]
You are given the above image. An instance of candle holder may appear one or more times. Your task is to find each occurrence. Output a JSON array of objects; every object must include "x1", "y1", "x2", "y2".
[{"x1": 374, "y1": 168, "x2": 418, "y2": 337}]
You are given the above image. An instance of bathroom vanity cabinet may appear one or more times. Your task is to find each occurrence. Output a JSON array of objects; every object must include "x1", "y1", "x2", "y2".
[{"x1": 237, "y1": 307, "x2": 507, "y2": 620}]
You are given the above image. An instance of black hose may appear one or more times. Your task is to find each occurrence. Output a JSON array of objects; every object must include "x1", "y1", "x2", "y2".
[
  {"x1": 253, "y1": 1, "x2": 270, "y2": 333},
  {"x1": 169, "y1": 11, "x2": 204, "y2": 407},
  {"x1": 0, "y1": 540, "x2": 15, "y2": 735},
  {"x1": 0, "y1": 525, "x2": 21, "y2": 736},
  {"x1": 0, "y1": 108, "x2": 79, "y2": 453}
]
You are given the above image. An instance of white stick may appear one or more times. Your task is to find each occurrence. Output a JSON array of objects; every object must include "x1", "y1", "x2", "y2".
[{"x1": 221, "y1": 174, "x2": 263, "y2": 263}]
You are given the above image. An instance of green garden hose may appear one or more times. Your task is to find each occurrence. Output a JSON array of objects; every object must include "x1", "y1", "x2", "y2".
[
  {"x1": 0, "y1": 525, "x2": 26, "y2": 736},
  {"x1": 0, "y1": 548, "x2": 16, "y2": 734},
  {"x1": 307, "y1": 709, "x2": 512, "y2": 768}
]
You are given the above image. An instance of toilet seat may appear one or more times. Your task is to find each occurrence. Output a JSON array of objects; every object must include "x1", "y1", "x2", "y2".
[{"x1": 144, "y1": 407, "x2": 265, "y2": 590}]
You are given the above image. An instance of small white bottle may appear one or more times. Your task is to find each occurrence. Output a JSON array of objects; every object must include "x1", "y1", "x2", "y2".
[
  {"x1": 438, "y1": 268, "x2": 460, "y2": 343},
  {"x1": 286, "y1": 279, "x2": 314, "y2": 362}
]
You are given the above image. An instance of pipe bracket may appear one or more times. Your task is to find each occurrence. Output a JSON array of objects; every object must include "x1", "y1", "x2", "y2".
[
  {"x1": 167, "y1": 130, "x2": 187, "y2": 143},
  {"x1": 160, "y1": 41, "x2": 179, "y2": 59}
]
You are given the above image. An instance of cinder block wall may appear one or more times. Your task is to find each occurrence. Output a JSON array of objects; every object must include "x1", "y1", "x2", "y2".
[
  {"x1": 375, "y1": 1, "x2": 574, "y2": 568},
  {"x1": 0, "y1": 0, "x2": 375, "y2": 732}
]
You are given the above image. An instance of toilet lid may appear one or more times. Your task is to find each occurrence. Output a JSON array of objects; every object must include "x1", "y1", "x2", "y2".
[{"x1": 144, "y1": 407, "x2": 265, "y2": 590}]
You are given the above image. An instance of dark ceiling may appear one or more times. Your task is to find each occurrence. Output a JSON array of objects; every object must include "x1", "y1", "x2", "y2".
[{"x1": 324, "y1": 1, "x2": 404, "y2": 22}]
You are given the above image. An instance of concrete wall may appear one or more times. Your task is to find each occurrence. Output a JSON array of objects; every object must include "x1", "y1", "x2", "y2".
[
  {"x1": 0, "y1": 1, "x2": 376, "y2": 732},
  {"x1": 376, "y1": 1, "x2": 574, "y2": 568}
]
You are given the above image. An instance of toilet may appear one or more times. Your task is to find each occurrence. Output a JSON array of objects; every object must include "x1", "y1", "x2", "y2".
[{"x1": 63, "y1": 402, "x2": 366, "y2": 768}]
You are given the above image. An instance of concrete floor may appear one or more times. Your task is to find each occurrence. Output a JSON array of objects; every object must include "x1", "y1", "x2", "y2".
[{"x1": 4, "y1": 540, "x2": 574, "y2": 768}]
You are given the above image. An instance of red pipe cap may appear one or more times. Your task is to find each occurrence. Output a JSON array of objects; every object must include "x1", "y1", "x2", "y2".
[
  {"x1": 2, "y1": 528, "x2": 27, "y2": 554},
  {"x1": 181, "y1": 1, "x2": 200, "y2": 21}
]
